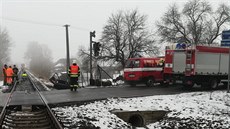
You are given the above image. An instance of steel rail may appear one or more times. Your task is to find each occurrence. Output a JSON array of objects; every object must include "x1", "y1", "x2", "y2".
[
  {"x1": 27, "y1": 71, "x2": 63, "y2": 129},
  {"x1": 0, "y1": 74, "x2": 19, "y2": 124}
]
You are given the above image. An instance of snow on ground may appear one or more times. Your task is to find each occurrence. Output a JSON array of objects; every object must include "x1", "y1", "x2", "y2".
[
  {"x1": 0, "y1": 81, "x2": 3, "y2": 92},
  {"x1": 52, "y1": 90, "x2": 230, "y2": 129},
  {"x1": 1, "y1": 79, "x2": 230, "y2": 128}
]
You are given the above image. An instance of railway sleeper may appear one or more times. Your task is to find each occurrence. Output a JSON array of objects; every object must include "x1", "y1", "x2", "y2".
[
  {"x1": 4, "y1": 118, "x2": 49, "y2": 124},
  {"x1": 2, "y1": 125, "x2": 53, "y2": 129},
  {"x1": 9, "y1": 111, "x2": 46, "y2": 117},
  {"x1": 6, "y1": 115, "x2": 48, "y2": 120},
  {"x1": 6, "y1": 115, "x2": 48, "y2": 121},
  {"x1": 2, "y1": 110, "x2": 54, "y2": 128},
  {"x1": 2, "y1": 121, "x2": 52, "y2": 127},
  {"x1": 10, "y1": 109, "x2": 46, "y2": 114},
  {"x1": 3, "y1": 127, "x2": 54, "y2": 129}
]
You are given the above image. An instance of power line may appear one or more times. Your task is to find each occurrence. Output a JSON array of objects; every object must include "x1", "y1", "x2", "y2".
[
  {"x1": 1, "y1": 16, "x2": 63, "y2": 27},
  {"x1": 71, "y1": 25, "x2": 90, "y2": 32},
  {"x1": 1, "y1": 0, "x2": 192, "y2": 3},
  {"x1": 1, "y1": 16, "x2": 91, "y2": 31}
]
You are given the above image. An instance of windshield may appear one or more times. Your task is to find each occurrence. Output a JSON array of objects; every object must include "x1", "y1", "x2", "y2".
[{"x1": 125, "y1": 59, "x2": 140, "y2": 68}]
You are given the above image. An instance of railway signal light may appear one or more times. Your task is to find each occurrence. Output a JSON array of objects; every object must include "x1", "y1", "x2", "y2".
[
  {"x1": 90, "y1": 31, "x2": 96, "y2": 38},
  {"x1": 93, "y1": 42, "x2": 101, "y2": 56}
]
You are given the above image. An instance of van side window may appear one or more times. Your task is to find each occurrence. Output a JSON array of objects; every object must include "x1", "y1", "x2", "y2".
[
  {"x1": 125, "y1": 60, "x2": 140, "y2": 68},
  {"x1": 133, "y1": 60, "x2": 140, "y2": 68},
  {"x1": 143, "y1": 60, "x2": 156, "y2": 67}
]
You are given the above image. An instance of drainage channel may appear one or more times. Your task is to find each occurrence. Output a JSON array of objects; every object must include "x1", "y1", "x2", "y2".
[{"x1": 111, "y1": 110, "x2": 169, "y2": 128}]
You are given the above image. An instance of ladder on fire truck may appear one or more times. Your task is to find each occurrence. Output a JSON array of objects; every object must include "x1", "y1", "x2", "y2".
[
  {"x1": 184, "y1": 44, "x2": 220, "y2": 76},
  {"x1": 185, "y1": 44, "x2": 194, "y2": 76}
]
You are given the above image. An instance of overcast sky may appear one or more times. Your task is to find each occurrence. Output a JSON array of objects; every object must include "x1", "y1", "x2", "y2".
[{"x1": 0, "y1": 0, "x2": 229, "y2": 65}]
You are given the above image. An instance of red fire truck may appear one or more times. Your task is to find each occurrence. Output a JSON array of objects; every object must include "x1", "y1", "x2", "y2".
[
  {"x1": 164, "y1": 45, "x2": 229, "y2": 89},
  {"x1": 124, "y1": 57, "x2": 165, "y2": 86}
]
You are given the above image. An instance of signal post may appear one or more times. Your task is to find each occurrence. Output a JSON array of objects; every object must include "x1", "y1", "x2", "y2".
[{"x1": 90, "y1": 31, "x2": 95, "y2": 85}]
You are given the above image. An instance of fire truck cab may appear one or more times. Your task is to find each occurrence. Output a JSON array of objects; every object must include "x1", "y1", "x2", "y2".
[{"x1": 124, "y1": 57, "x2": 165, "y2": 86}]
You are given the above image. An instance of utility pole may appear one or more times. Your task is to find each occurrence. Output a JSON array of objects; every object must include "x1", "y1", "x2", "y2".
[
  {"x1": 90, "y1": 31, "x2": 95, "y2": 85},
  {"x1": 64, "y1": 24, "x2": 70, "y2": 82},
  {"x1": 228, "y1": 47, "x2": 230, "y2": 93}
]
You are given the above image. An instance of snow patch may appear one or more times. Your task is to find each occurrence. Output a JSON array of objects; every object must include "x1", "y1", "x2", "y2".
[{"x1": 52, "y1": 90, "x2": 230, "y2": 129}]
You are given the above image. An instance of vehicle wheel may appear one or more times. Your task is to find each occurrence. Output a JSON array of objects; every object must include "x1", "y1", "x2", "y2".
[
  {"x1": 201, "y1": 82, "x2": 209, "y2": 89},
  {"x1": 196, "y1": 82, "x2": 202, "y2": 86},
  {"x1": 146, "y1": 78, "x2": 154, "y2": 87},
  {"x1": 182, "y1": 80, "x2": 194, "y2": 89},
  {"x1": 223, "y1": 82, "x2": 228, "y2": 88},
  {"x1": 210, "y1": 79, "x2": 218, "y2": 89},
  {"x1": 182, "y1": 84, "x2": 193, "y2": 89}
]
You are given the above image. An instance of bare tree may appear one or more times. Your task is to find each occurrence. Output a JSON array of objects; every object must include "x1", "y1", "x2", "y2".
[
  {"x1": 156, "y1": 0, "x2": 230, "y2": 45},
  {"x1": 77, "y1": 45, "x2": 90, "y2": 72},
  {"x1": 100, "y1": 9, "x2": 159, "y2": 68},
  {"x1": 24, "y1": 42, "x2": 53, "y2": 78},
  {"x1": 0, "y1": 27, "x2": 11, "y2": 80}
]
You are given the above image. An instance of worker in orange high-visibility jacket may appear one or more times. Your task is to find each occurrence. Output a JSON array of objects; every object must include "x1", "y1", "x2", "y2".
[
  {"x1": 2, "y1": 64, "x2": 8, "y2": 85},
  {"x1": 68, "y1": 60, "x2": 80, "y2": 91},
  {"x1": 6, "y1": 66, "x2": 14, "y2": 86}
]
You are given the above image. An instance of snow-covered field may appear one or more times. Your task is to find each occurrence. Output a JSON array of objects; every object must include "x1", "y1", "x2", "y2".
[
  {"x1": 1, "y1": 80, "x2": 230, "y2": 128},
  {"x1": 52, "y1": 90, "x2": 230, "y2": 129}
]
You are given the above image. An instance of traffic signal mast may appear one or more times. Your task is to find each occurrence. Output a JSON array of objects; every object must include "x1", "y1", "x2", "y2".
[
  {"x1": 90, "y1": 31, "x2": 96, "y2": 85},
  {"x1": 89, "y1": 31, "x2": 101, "y2": 85}
]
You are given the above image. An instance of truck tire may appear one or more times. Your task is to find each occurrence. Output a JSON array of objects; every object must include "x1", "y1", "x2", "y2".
[
  {"x1": 223, "y1": 82, "x2": 228, "y2": 88},
  {"x1": 201, "y1": 82, "x2": 209, "y2": 89},
  {"x1": 146, "y1": 78, "x2": 154, "y2": 87},
  {"x1": 182, "y1": 80, "x2": 194, "y2": 89},
  {"x1": 210, "y1": 79, "x2": 218, "y2": 89},
  {"x1": 182, "y1": 84, "x2": 193, "y2": 89}
]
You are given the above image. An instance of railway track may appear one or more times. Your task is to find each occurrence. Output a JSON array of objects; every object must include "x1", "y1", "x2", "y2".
[{"x1": 0, "y1": 71, "x2": 63, "y2": 129}]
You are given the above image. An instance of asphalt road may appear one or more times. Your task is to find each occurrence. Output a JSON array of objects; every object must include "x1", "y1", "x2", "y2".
[
  {"x1": 84, "y1": 83, "x2": 226, "y2": 96},
  {"x1": 84, "y1": 84, "x2": 186, "y2": 98},
  {"x1": 42, "y1": 84, "x2": 227, "y2": 105}
]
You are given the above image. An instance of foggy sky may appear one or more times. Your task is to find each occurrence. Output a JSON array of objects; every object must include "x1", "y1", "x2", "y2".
[{"x1": 1, "y1": 0, "x2": 229, "y2": 65}]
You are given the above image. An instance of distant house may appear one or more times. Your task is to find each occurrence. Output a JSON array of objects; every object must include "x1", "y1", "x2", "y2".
[{"x1": 53, "y1": 58, "x2": 80, "y2": 73}]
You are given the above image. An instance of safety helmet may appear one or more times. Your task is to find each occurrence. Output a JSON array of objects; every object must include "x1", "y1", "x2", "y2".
[{"x1": 72, "y1": 60, "x2": 77, "y2": 64}]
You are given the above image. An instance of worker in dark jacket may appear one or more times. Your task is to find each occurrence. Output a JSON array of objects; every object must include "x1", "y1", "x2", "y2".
[
  {"x1": 13, "y1": 65, "x2": 19, "y2": 83},
  {"x1": 2, "y1": 64, "x2": 8, "y2": 85},
  {"x1": 68, "y1": 60, "x2": 80, "y2": 91}
]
